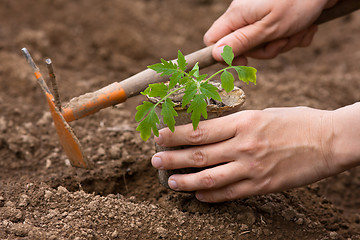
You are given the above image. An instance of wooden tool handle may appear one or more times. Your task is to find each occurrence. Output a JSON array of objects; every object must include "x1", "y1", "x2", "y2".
[
  {"x1": 315, "y1": 0, "x2": 360, "y2": 25},
  {"x1": 61, "y1": 47, "x2": 215, "y2": 122},
  {"x1": 120, "y1": 46, "x2": 215, "y2": 98}
]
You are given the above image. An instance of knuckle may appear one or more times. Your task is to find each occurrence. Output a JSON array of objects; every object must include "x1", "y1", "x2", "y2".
[
  {"x1": 224, "y1": 185, "x2": 237, "y2": 201},
  {"x1": 249, "y1": 159, "x2": 263, "y2": 173},
  {"x1": 266, "y1": 49, "x2": 279, "y2": 59},
  {"x1": 192, "y1": 149, "x2": 207, "y2": 167},
  {"x1": 261, "y1": 177, "x2": 274, "y2": 193},
  {"x1": 187, "y1": 126, "x2": 207, "y2": 145},
  {"x1": 240, "y1": 110, "x2": 263, "y2": 127},
  {"x1": 255, "y1": 177, "x2": 274, "y2": 195},
  {"x1": 200, "y1": 171, "x2": 216, "y2": 188},
  {"x1": 232, "y1": 31, "x2": 250, "y2": 51},
  {"x1": 247, "y1": 153, "x2": 270, "y2": 177},
  {"x1": 240, "y1": 138, "x2": 261, "y2": 153},
  {"x1": 228, "y1": 1, "x2": 241, "y2": 11},
  {"x1": 228, "y1": 0, "x2": 247, "y2": 12},
  {"x1": 158, "y1": 128, "x2": 171, "y2": 142}
]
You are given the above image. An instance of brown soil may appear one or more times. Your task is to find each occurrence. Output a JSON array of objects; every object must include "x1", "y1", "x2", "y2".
[{"x1": 0, "y1": 0, "x2": 359, "y2": 239}]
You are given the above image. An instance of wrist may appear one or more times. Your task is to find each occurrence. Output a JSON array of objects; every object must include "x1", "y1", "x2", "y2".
[{"x1": 330, "y1": 102, "x2": 360, "y2": 173}]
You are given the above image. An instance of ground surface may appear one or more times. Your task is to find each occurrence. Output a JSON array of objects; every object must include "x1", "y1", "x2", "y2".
[{"x1": 0, "y1": 0, "x2": 360, "y2": 239}]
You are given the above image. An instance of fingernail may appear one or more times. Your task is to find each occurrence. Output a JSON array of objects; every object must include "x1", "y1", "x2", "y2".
[
  {"x1": 154, "y1": 133, "x2": 164, "y2": 146},
  {"x1": 196, "y1": 192, "x2": 204, "y2": 201},
  {"x1": 214, "y1": 45, "x2": 225, "y2": 61},
  {"x1": 152, "y1": 156, "x2": 163, "y2": 169},
  {"x1": 168, "y1": 178, "x2": 178, "y2": 190}
]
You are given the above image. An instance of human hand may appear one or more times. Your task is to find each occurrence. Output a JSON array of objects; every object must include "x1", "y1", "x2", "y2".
[
  {"x1": 151, "y1": 107, "x2": 342, "y2": 202},
  {"x1": 204, "y1": 0, "x2": 338, "y2": 65}
]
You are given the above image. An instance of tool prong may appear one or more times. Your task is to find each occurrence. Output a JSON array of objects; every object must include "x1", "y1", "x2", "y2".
[
  {"x1": 21, "y1": 48, "x2": 39, "y2": 71},
  {"x1": 46, "y1": 58, "x2": 62, "y2": 111}
]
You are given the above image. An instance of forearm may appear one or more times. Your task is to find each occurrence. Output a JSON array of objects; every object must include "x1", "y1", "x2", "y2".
[{"x1": 330, "y1": 102, "x2": 360, "y2": 172}]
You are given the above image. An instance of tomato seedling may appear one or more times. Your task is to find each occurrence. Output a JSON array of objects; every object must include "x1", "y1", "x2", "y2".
[{"x1": 135, "y1": 46, "x2": 257, "y2": 141}]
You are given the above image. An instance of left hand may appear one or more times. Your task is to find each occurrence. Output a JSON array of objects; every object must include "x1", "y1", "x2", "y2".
[{"x1": 151, "y1": 107, "x2": 337, "y2": 202}]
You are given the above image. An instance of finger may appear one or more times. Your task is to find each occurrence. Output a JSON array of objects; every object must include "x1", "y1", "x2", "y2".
[
  {"x1": 246, "y1": 26, "x2": 317, "y2": 59},
  {"x1": 232, "y1": 55, "x2": 248, "y2": 66},
  {"x1": 278, "y1": 27, "x2": 316, "y2": 53},
  {"x1": 167, "y1": 161, "x2": 250, "y2": 192},
  {"x1": 195, "y1": 179, "x2": 268, "y2": 203},
  {"x1": 245, "y1": 38, "x2": 289, "y2": 59},
  {"x1": 212, "y1": 23, "x2": 269, "y2": 61},
  {"x1": 204, "y1": 3, "x2": 251, "y2": 46},
  {"x1": 155, "y1": 113, "x2": 239, "y2": 147},
  {"x1": 152, "y1": 138, "x2": 240, "y2": 170},
  {"x1": 325, "y1": 0, "x2": 338, "y2": 9},
  {"x1": 298, "y1": 25, "x2": 318, "y2": 48}
]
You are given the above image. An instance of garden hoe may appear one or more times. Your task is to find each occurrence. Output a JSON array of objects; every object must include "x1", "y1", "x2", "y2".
[{"x1": 22, "y1": 0, "x2": 360, "y2": 169}]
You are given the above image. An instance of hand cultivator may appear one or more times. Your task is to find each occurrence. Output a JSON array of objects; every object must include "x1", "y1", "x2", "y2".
[{"x1": 22, "y1": 0, "x2": 360, "y2": 169}]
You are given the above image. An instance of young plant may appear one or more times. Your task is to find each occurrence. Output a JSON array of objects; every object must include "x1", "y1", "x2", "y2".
[{"x1": 135, "y1": 45, "x2": 257, "y2": 141}]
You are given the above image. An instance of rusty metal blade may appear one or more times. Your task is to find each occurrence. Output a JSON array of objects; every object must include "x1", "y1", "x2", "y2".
[{"x1": 21, "y1": 48, "x2": 92, "y2": 169}]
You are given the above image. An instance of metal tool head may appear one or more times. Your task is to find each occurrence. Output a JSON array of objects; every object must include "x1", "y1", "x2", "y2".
[{"x1": 22, "y1": 48, "x2": 93, "y2": 169}]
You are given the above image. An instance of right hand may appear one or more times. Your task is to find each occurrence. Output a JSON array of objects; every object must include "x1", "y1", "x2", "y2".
[
  {"x1": 204, "y1": 0, "x2": 338, "y2": 65},
  {"x1": 152, "y1": 103, "x2": 360, "y2": 203}
]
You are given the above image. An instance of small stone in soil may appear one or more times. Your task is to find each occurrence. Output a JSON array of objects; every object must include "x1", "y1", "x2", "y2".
[
  {"x1": 1, "y1": 206, "x2": 23, "y2": 222},
  {"x1": 18, "y1": 194, "x2": 30, "y2": 207},
  {"x1": 109, "y1": 144, "x2": 122, "y2": 159},
  {"x1": 44, "y1": 190, "x2": 53, "y2": 201},
  {"x1": 57, "y1": 186, "x2": 69, "y2": 193},
  {"x1": 111, "y1": 230, "x2": 118, "y2": 238},
  {"x1": 11, "y1": 223, "x2": 32, "y2": 237},
  {"x1": 0, "y1": 196, "x2": 5, "y2": 207}
]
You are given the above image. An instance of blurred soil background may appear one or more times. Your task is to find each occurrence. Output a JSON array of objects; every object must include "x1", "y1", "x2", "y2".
[{"x1": 0, "y1": 0, "x2": 359, "y2": 239}]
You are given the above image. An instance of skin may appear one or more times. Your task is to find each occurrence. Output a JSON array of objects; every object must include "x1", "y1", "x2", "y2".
[
  {"x1": 204, "y1": 0, "x2": 338, "y2": 65},
  {"x1": 151, "y1": 0, "x2": 360, "y2": 203},
  {"x1": 152, "y1": 105, "x2": 360, "y2": 203}
]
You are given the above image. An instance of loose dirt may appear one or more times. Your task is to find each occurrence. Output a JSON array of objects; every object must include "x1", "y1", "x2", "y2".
[{"x1": 0, "y1": 0, "x2": 359, "y2": 239}]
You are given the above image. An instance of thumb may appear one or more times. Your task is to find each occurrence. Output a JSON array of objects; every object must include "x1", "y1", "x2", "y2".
[{"x1": 213, "y1": 23, "x2": 268, "y2": 61}]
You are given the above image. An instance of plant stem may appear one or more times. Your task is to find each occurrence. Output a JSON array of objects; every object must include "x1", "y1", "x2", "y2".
[
  {"x1": 206, "y1": 66, "x2": 232, "y2": 82},
  {"x1": 153, "y1": 85, "x2": 187, "y2": 109}
]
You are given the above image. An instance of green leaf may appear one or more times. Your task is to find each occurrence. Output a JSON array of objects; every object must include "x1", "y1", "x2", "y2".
[
  {"x1": 139, "y1": 47, "x2": 258, "y2": 141},
  {"x1": 177, "y1": 50, "x2": 187, "y2": 71},
  {"x1": 233, "y1": 66, "x2": 257, "y2": 85},
  {"x1": 148, "y1": 59, "x2": 177, "y2": 76},
  {"x1": 179, "y1": 76, "x2": 190, "y2": 85},
  {"x1": 161, "y1": 98, "x2": 178, "y2": 132},
  {"x1": 221, "y1": 70, "x2": 235, "y2": 92},
  {"x1": 196, "y1": 74, "x2": 208, "y2": 82},
  {"x1": 189, "y1": 62, "x2": 199, "y2": 78},
  {"x1": 169, "y1": 71, "x2": 183, "y2": 89},
  {"x1": 147, "y1": 83, "x2": 169, "y2": 98},
  {"x1": 221, "y1": 45, "x2": 234, "y2": 66},
  {"x1": 135, "y1": 101, "x2": 155, "y2": 122},
  {"x1": 200, "y1": 82, "x2": 222, "y2": 102},
  {"x1": 141, "y1": 86, "x2": 151, "y2": 96},
  {"x1": 187, "y1": 94, "x2": 208, "y2": 130},
  {"x1": 136, "y1": 110, "x2": 160, "y2": 141},
  {"x1": 182, "y1": 82, "x2": 197, "y2": 107}
]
